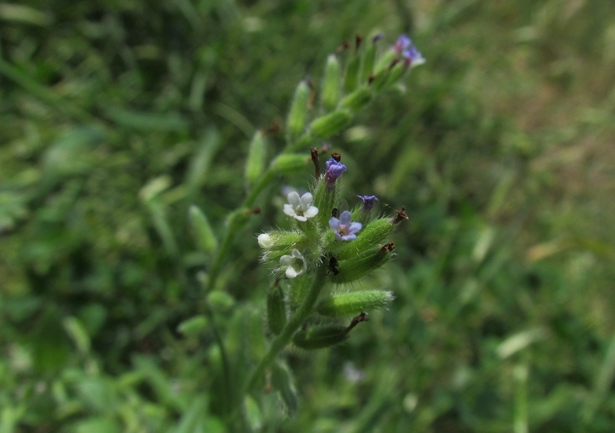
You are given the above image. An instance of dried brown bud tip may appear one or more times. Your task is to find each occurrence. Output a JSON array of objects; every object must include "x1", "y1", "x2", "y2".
[
  {"x1": 392, "y1": 207, "x2": 409, "y2": 224},
  {"x1": 331, "y1": 151, "x2": 342, "y2": 162},
  {"x1": 355, "y1": 34, "x2": 363, "y2": 51},
  {"x1": 346, "y1": 312, "x2": 369, "y2": 333},
  {"x1": 248, "y1": 207, "x2": 261, "y2": 215},
  {"x1": 336, "y1": 41, "x2": 350, "y2": 53},
  {"x1": 380, "y1": 241, "x2": 396, "y2": 253},
  {"x1": 306, "y1": 76, "x2": 315, "y2": 90},
  {"x1": 389, "y1": 58, "x2": 400, "y2": 70},
  {"x1": 263, "y1": 122, "x2": 280, "y2": 135},
  {"x1": 368, "y1": 73, "x2": 376, "y2": 84},
  {"x1": 310, "y1": 147, "x2": 321, "y2": 178}
]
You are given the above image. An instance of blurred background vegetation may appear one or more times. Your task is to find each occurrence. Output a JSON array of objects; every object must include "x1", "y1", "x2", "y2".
[{"x1": 1, "y1": 0, "x2": 615, "y2": 431}]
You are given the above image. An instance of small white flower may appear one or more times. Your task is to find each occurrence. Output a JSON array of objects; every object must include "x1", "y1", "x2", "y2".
[
  {"x1": 283, "y1": 191, "x2": 318, "y2": 222},
  {"x1": 257, "y1": 233, "x2": 274, "y2": 248},
  {"x1": 279, "y1": 249, "x2": 307, "y2": 279}
]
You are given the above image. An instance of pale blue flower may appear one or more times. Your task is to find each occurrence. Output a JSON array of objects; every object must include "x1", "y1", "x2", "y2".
[{"x1": 329, "y1": 211, "x2": 362, "y2": 241}]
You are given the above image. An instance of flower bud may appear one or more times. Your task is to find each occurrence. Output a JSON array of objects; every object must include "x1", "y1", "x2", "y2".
[
  {"x1": 384, "y1": 61, "x2": 407, "y2": 88},
  {"x1": 343, "y1": 54, "x2": 361, "y2": 94},
  {"x1": 267, "y1": 285, "x2": 287, "y2": 335},
  {"x1": 287, "y1": 80, "x2": 310, "y2": 141},
  {"x1": 309, "y1": 110, "x2": 352, "y2": 139},
  {"x1": 292, "y1": 325, "x2": 348, "y2": 350},
  {"x1": 360, "y1": 40, "x2": 377, "y2": 83},
  {"x1": 245, "y1": 131, "x2": 267, "y2": 188},
  {"x1": 189, "y1": 205, "x2": 218, "y2": 255},
  {"x1": 271, "y1": 154, "x2": 308, "y2": 174},
  {"x1": 207, "y1": 291, "x2": 235, "y2": 313},
  {"x1": 316, "y1": 290, "x2": 394, "y2": 317},
  {"x1": 335, "y1": 218, "x2": 396, "y2": 260},
  {"x1": 322, "y1": 54, "x2": 341, "y2": 112},
  {"x1": 259, "y1": 231, "x2": 306, "y2": 263},
  {"x1": 177, "y1": 315, "x2": 209, "y2": 337},
  {"x1": 330, "y1": 245, "x2": 393, "y2": 284},
  {"x1": 373, "y1": 48, "x2": 397, "y2": 76},
  {"x1": 339, "y1": 87, "x2": 373, "y2": 112}
]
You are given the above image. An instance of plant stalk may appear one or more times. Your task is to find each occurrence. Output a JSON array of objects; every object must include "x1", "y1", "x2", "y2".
[{"x1": 244, "y1": 264, "x2": 327, "y2": 393}]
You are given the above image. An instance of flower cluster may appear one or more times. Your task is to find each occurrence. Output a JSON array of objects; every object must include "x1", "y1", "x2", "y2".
[
  {"x1": 256, "y1": 150, "x2": 394, "y2": 280},
  {"x1": 394, "y1": 34, "x2": 425, "y2": 67}
]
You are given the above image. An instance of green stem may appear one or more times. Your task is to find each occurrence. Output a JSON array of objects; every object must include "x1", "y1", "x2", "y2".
[{"x1": 245, "y1": 264, "x2": 327, "y2": 392}]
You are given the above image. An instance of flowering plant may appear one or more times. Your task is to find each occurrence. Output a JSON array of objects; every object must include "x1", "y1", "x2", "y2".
[{"x1": 184, "y1": 32, "x2": 424, "y2": 425}]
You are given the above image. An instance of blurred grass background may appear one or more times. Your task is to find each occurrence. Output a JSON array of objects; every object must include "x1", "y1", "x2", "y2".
[{"x1": 1, "y1": 0, "x2": 615, "y2": 432}]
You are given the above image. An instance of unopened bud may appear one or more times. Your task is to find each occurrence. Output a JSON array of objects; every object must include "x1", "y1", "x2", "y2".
[
  {"x1": 177, "y1": 315, "x2": 209, "y2": 337},
  {"x1": 360, "y1": 39, "x2": 377, "y2": 83},
  {"x1": 317, "y1": 290, "x2": 394, "y2": 317},
  {"x1": 292, "y1": 325, "x2": 349, "y2": 350},
  {"x1": 271, "y1": 154, "x2": 308, "y2": 174},
  {"x1": 258, "y1": 231, "x2": 306, "y2": 263},
  {"x1": 322, "y1": 55, "x2": 341, "y2": 112},
  {"x1": 287, "y1": 81, "x2": 311, "y2": 141},
  {"x1": 189, "y1": 205, "x2": 218, "y2": 255},
  {"x1": 245, "y1": 131, "x2": 267, "y2": 188},
  {"x1": 207, "y1": 291, "x2": 235, "y2": 313},
  {"x1": 310, "y1": 110, "x2": 352, "y2": 138},
  {"x1": 343, "y1": 54, "x2": 361, "y2": 94},
  {"x1": 267, "y1": 285, "x2": 287, "y2": 335},
  {"x1": 340, "y1": 87, "x2": 373, "y2": 112},
  {"x1": 384, "y1": 61, "x2": 408, "y2": 88},
  {"x1": 330, "y1": 245, "x2": 394, "y2": 284},
  {"x1": 335, "y1": 218, "x2": 396, "y2": 260},
  {"x1": 373, "y1": 48, "x2": 397, "y2": 76}
]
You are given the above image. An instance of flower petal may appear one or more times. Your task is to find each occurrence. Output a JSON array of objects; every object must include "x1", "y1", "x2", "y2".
[
  {"x1": 258, "y1": 234, "x2": 273, "y2": 248},
  {"x1": 348, "y1": 222, "x2": 362, "y2": 234},
  {"x1": 280, "y1": 255, "x2": 293, "y2": 265},
  {"x1": 286, "y1": 266, "x2": 298, "y2": 279},
  {"x1": 291, "y1": 249, "x2": 302, "y2": 258},
  {"x1": 334, "y1": 232, "x2": 344, "y2": 241},
  {"x1": 329, "y1": 217, "x2": 340, "y2": 230},
  {"x1": 341, "y1": 234, "x2": 357, "y2": 241},
  {"x1": 300, "y1": 192, "x2": 313, "y2": 209},
  {"x1": 304, "y1": 206, "x2": 319, "y2": 218},
  {"x1": 283, "y1": 204, "x2": 296, "y2": 217},
  {"x1": 294, "y1": 215, "x2": 307, "y2": 222},
  {"x1": 340, "y1": 211, "x2": 352, "y2": 225},
  {"x1": 287, "y1": 191, "x2": 301, "y2": 207}
]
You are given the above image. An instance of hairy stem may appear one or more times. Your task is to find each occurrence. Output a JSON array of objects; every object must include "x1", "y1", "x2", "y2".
[{"x1": 244, "y1": 264, "x2": 327, "y2": 393}]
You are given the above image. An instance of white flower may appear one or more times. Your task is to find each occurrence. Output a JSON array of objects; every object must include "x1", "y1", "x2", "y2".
[
  {"x1": 257, "y1": 233, "x2": 274, "y2": 248},
  {"x1": 283, "y1": 191, "x2": 318, "y2": 222},
  {"x1": 279, "y1": 249, "x2": 307, "y2": 279}
]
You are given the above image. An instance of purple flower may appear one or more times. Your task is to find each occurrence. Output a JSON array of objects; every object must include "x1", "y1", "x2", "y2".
[
  {"x1": 329, "y1": 211, "x2": 362, "y2": 241},
  {"x1": 325, "y1": 158, "x2": 347, "y2": 189},
  {"x1": 357, "y1": 195, "x2": 379, "y2": 212},
  {"x1": 402, "y1": 46, "x2": 425, "y2": 67},
  {"x1": 394, "y1": 34, "x2": 412, "y2": 54}
]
